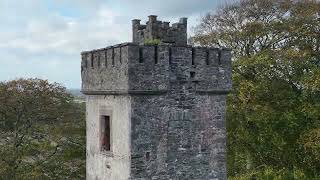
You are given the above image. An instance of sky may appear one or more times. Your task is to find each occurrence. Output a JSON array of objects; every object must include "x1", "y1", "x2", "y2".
[{"x1": 0, "y1": 0, "x2": 233, "y2": 89}]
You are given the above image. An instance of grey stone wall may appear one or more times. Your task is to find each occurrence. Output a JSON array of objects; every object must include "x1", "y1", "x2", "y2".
[
  {"x1": 81, "y1": 43, "x2": 232, "y2": 93},
  {"x1": 82, "y1": 40, "x2": 231, "y2": 179},
  {"x1": 86, "y1": 95, "x2": 131, "y2": 180},
  {"x1": 81, "y1": 43, "x2": 130, "y2": 92},
  {"x1": 128, "y1": 44, "x2": 230, "y2": 180},
  {"x1": 130, "y1": 94, "x2": 227, "y2": 180},
  {"x1": 132, "y1": 15, "x2": 187, "y2": 46}
]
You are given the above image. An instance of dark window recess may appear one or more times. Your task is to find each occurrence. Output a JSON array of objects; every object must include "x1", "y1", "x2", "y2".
[
  {"x1": 218, "y1": 50, "x2": 222, "y2": 65},
  {"x1": 201, "y1": 147, "x2": 207, "y2": 152},
  {"x1": 191, "y1": 48, "x2": 195, "y2": 65},
  {"x1": 119, "y1": 47, "x2": 122, "y2": 64},
  {"x1": 139, "y1": 47, "x2": 144, "y2": 63},
  {"x1": 91, "y1": 53, "x2": 94, "y2": 68},
  {"x1": 206, "y1": 50, "x2": 210, "y2": 65},
  {"x1": 154, "y1": 46, "x2": 158, "y2": 64},
  {"x1": 105, "y1": 51, "x2": 108, "y2": 67},
  {"x1": 169, "y1": 47, "x2": 172, "y2": 64},
  {"x1": 145, "y1": 152, "x2": 150, "y2": 161},
  {"x1": 190, "y1": 71, "x2": 195, "y2": 78},
  {"x1": 102, "y1": 116, "x2": 111, "y2": 151},
  {"x1": 97, "y1": 54, "x2": 101, "y2": 67},
  {"x1": 83, "y1": 55, "x2": 87, "y2": 68},
  {"x1": 162, "y1": 40, "x2": 175, "y2": 44},
  {"x1": 112, "y1": 49, "x2": 115, "y2": 66}
]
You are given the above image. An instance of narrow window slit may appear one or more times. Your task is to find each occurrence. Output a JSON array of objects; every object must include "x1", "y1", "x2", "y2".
[
  {"x1": 91, "y1": 53, "x2": 94, "y2": 68},
  {"x1": 139, "y1": 47, "x2": 144, "y2": 63},
  {"x1": 145, "y1": 152, "x2": 150, "y2": 161},
  {"x1": 218, "y1": 50, "x2": 222, "y2": 65},
  {"x1": 119, "y1": 47, "x2": 122, "y2": 64},
  {"x1": 101, "y1": 116, "x2": 111, "y2": 151},
  {"x1": 190, "y1": 71, "x2": 195, "y2": 78},
  {"x1": 206, "y1": 50, "x2": 210, "y2": 65},
  {"x1": 83, "y1": 54, "x2": 88, "y2": 68},
  {"x1": 112, "y1": 48, "x2": 115, "y2": 66},
  {"x1": 97, "y1": 53, "x2": 101, "y2": 67},
  {"x1": 169, "y1": 47, "x2": 172, "y2": 64},
  {"x1": 105, "y1": 50, "x2": 108, "y2": 67},
  {"x1": 191, "y1": 48, "x2": 195, "y2": 65},
  {"x1": 154, "y1": 46, "x2": 158, "y2": 64}
]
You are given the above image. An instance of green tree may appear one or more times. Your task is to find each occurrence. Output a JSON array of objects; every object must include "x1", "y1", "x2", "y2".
[
  {"x1": 192, "y1": 0, "x2": 320, "y2": 178},
  {"x1": 144, "y1": 38, "x2": 161, "y2": 45},
  {"x1": 0, "y1": 78, "x2": 85, "y2": 179}
]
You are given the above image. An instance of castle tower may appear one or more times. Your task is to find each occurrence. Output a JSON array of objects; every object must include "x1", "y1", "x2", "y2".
[
  {"x1": 81, "y1": 16, "x2": 232, "y2": 180},
  {"x1": 132, "y1": 15, "x2": 187, "y2": 45}
]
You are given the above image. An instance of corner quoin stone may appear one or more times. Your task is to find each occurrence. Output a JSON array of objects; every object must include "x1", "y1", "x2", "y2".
[{"x1": 81, "y1": 15, "x2": 232, "y2": 180}]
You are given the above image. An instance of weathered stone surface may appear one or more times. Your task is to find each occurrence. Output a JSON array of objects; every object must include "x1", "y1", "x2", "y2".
[
  {"x1": 81, "y1": 44, "x2": 231, "y2": 93},
  {"x1": 86, "y1": 95, "x2": 131, "y2": 180},
  {"x1": 132, "y1": 15, "x2": 187, "y2": 46},
  {"x1": 129, "y1": 94, "x2": 227, "y2": 180},
  {"x1": 82, "y1": 15, "x2": 232, "y2": 180}
]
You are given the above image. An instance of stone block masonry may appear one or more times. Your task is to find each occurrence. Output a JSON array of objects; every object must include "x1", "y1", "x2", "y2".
[
  {"x1": 132, "y1": 15, "x2": 188, "y2": 46},
  {"x1": 82, "y1": 16, "x2": 232, "y2": 180},
  {"x1": 81, "y1": 43, "x2": 231, "y2": 94}
]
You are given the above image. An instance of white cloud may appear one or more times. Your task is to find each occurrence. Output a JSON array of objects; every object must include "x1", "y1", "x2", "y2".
[
  {"x1": 0, "y1": 2, "x2": 130, "y2": 88},
  {"x1": 0, "y1": 6, "x2": 129, "y2": 54},
  {"x1": 0, "y1": 0, "x2": 231, "y2": 88}
]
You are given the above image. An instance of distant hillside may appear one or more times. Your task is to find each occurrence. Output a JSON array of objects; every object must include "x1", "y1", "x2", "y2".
[
  {"x1": 68, "y1": 88, "x2": 83, "y2": 97},
  {"x1": 68, "y1": 89, "x2": 85, "y2": 103}
]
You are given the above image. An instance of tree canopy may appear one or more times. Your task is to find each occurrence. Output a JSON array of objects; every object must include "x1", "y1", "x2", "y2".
[
  {"x1": 0, "y1": 78, "x2": 85, "y2": 179},
  {"x1": 192, "y1": 0, "x2": 320, "y2": 179}
]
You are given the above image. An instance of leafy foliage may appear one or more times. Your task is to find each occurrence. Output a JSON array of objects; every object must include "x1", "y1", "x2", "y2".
[
  {"x1": 192, "y1": 0, "x2": 320, "y2": 179},
  {"x1": 0, "y1": 78, "x2": 85, "y2": 179},
  {"x1": 144, "y1": 38, "x2": 161, "y2": 45}
]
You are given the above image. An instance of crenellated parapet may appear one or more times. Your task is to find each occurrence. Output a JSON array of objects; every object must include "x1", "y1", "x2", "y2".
[
  {"x1": 81, "y1": 43, "x2": 130, "y2": 92},
  {"x1": 132, "y1": 15, "x2": 188, "y2": 46},
  {"x1": 81, "y1": 43, "x2": 232, "y2": 95}
]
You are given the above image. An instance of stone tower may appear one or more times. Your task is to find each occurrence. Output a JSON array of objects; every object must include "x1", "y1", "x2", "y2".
[{"x1": 81, "y1": 15, "x2": 232, "y2": 180}]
